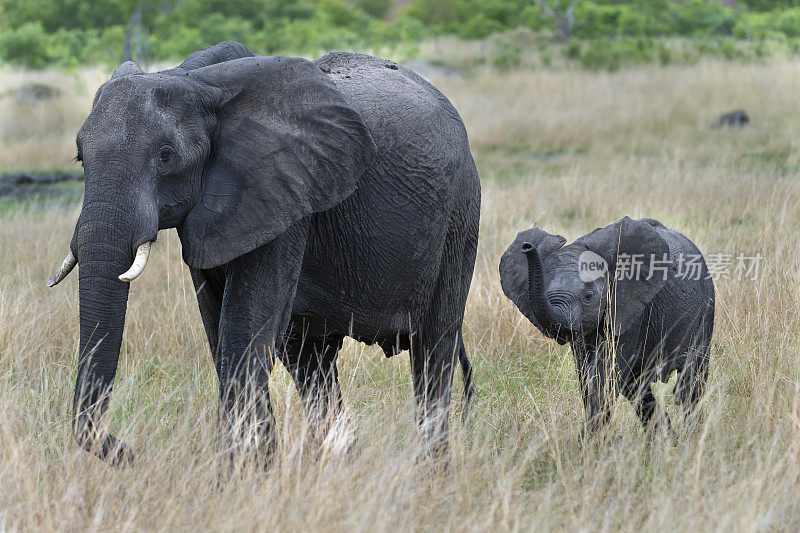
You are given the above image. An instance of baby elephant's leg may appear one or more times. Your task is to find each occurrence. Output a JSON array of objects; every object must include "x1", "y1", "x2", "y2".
[
  {"x1": 674, "y1": 347, "x2": 710, "y2": 433},
  {"x1": 576, "y1": 349, "x2": 617, "y2": 438},
  {"x1": 624, "y1": 381, "x2": 675, "y2": 440}
]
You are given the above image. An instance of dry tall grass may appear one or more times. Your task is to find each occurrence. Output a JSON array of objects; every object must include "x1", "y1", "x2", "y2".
[{"x1": 1, "y1": 59, "x2": 800, "y2": 531}]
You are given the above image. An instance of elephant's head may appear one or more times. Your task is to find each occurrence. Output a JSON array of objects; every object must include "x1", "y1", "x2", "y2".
[
  {"x1": 46, "y1": 42, "x2": 376, "y2": 465},
  {"x1": 500, "y1": 217, "x2": 670, "y2": 343}
]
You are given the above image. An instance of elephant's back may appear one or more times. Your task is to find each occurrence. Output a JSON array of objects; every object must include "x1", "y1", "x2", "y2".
[
  {"x1": 314, "y1": 52, "x2": 463, "y2": 123},
  {"x1": 315, "y1": 52, "x2": 473, "y2": 180}
]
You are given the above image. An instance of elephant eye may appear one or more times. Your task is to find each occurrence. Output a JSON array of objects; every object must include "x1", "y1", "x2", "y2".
[
  {"x1": 158, "y1": 146, "x2": 174, "y2": 163},
  {"x1": 581, "y1": 289, "x2": 595, "y2": 303}
]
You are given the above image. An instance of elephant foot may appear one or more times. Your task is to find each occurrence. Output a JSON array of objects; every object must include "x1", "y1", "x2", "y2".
[
  {"x1": 655, "y1": 427, "x2": 678, "y2": 447},
  {"x1": 218, "y1": 414, "x2": 277, "y2": 475},
  {"x1": 76, "y1": 425, "x2": 135, "y2": 468},
  {"x1": 414, "y1": 440, "x2": 451, "y2": 478},
  {"x1": 108, "y1": 441, "x2": 135, "y2": 468},
  {"x1": 644, "y1": 418, "x2": 678, "y2": 448}
]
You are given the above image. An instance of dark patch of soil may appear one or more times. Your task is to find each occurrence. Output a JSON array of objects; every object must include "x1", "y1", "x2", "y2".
[
  {"x1": 2, "y1": 83, "x2": 61, "y2": 103},
  {"x1": 0, "y1": 172, "x2": 84, "y2": 200}
]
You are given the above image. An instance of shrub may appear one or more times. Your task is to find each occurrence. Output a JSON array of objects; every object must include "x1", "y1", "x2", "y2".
[
  {"x1": 354, "y1": 0, "x2": 392, "y2": 19},
  {"x1": 733, "y1": 12, "x2": 771, "y2": 39},
  {"x1": 460, "y1": 14, "x2": 504, "y2": 39},
  {"x1": 773, "y1": 8, "x2": 800, "y2": 38},
  {"x1": 573, "y1": 4, "x2": 629, "y2": 38},
  {"x1": 0, "y1": 21, "x2": 49, "y2": 68},
  {"x1": 657, "y1": 41, "x2": 671, "y2": 65},
  {"x1": 318, "y1": 0, "x2": 361, "y2": 27},
  {"x1": 519, "y1": 5, "x2": 549, "y2": 31},
  {"x1": 566, "y1": 40, "x2": 583, "y2": 59},
  {"x1": 669, "y1": 0, "x2": 737, "y2": 36},
  {"x1": 580, "y1": 41, "x2": 622, "y2": 71},
  {"x1": 403, "y1": 0, "x2": 462, "y2": 26},
  {"x1": 46, "y1": 28, "x2": 100, "y2": 69},
  {"x1": 83, "y1": 25, "x2": 127, "y2": 66},
  {"x1": 3, "y1": 0, "x2": 800, "y2": 68}
]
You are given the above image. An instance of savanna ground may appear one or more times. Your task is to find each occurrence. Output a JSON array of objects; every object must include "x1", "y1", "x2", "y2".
[{"x1": 2, "y1": 54, "x2": 800, "y2": 531}]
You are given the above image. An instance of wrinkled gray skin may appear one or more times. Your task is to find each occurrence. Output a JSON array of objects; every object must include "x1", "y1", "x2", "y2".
[
  {"x1": 500, "y1": 217, "x2": 714, "y2": 436},
  {"x1": 53, "y1": 42, "x2": 480, "y2": 466}
]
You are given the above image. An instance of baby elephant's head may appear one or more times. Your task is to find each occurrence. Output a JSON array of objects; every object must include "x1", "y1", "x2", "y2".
[{"x1": 500, "y1": 217, "x2": 670, "y2": 343}]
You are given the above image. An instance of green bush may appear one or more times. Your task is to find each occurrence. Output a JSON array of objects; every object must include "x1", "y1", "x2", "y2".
[
  {"x1": 0, "y1": 21, "x2": 50, "y2": 68},
  {"x1": 657, "y1": 41, "x2": 671, "y2": 65},
  {"x1": 318, "y1": 0, "x2": 361, "y2": 28},
  {"x1": 773, "y1": 8, "x2": 800, "y2": 37},
  {"x1": 565, "y1": 40, "x2": 583, "y2": 59},
  {"x1": 733, "y1": 12, "x2": 772, "y2": 39},
  {"x1": 403, "y1": 0, "x2": 462, "y2": 26},
  {"x1": 519, "y1": 5, "x2": 549, "y2": 31},
  {"x1": 83, "y1": 25, "x2": 127, "y2": 66},
  {"x1": 354, "y1": 0, "x2": 392, "y2": 19},
  {"x1": 744, "y1": 0, "x2": 800, "y2": 11},
  {"x1": 46, "y1": 28, "x2": 100, "y2": 68},
  {"x1": 580, "y1": 41, "x2": 622, "y2": 71},
  {"x1": 573, "y1": 4, "x2": 632, "y2": 38},
  {"x1": 668, "y1": 0, "x2": 737, "y2": 36},
  {"x1": 460, "y1": 14, "x2": 504, "y2": 39},
  {"x1": 3, "y1": 0, "x2": 800, "y2": 68}
]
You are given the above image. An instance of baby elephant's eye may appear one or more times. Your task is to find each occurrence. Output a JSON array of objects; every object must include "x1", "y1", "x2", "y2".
[{"x1": 581, "y1": 289, "x2": 595, "y2": 303}]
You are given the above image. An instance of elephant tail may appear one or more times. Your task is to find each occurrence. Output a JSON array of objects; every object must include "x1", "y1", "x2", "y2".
[{"x1": 459, "y1": 345, "x2": 474, "y2": 423}]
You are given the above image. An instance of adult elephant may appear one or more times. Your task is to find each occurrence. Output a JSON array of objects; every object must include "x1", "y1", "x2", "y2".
[{"x1": 48, "y1": 42, "x2": 480, "y2": 466}]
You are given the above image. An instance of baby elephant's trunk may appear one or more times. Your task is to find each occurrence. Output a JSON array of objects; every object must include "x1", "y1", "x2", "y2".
[{"x1": 521, "y1": 242, "x2": 560, "y2": 339}]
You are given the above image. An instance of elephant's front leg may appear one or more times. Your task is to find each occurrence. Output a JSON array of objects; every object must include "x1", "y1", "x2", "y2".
[
  {"x1": 216, "y1": 222, "x2": 309, "y2": 467},
  {"x1": 575, "y1": 342, "x2": 617, "y2": 436}
]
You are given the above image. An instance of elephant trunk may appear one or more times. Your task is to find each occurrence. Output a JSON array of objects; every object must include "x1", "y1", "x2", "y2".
[
  {"x1": 70, "y1": 187, "x2": 158, "y2": 466},
  {"x1": 521, "y1": 242, "x2": 563, "y2": 341},
  {"x1": 74, "y1": 231, "x2": 133, "y2": 465}
]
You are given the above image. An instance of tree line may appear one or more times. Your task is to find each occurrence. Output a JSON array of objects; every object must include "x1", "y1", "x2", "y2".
[{"x1": 1, "y1": 0, "x2": 800, "y2": 68}]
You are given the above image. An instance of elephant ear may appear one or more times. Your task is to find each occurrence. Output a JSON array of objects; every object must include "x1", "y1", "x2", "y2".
[
  {"x1": 111, "y1": 61, "x2": 143, "y2": 78},
  {"x1": 91, "y1": 61, "x2": 143, "y2": 108},
  {"x1": 172, "y1": 41, "x2": 254, "y2": 72},
  {"x1": 179, "y1": 56, "x2": 377, "y2": 269},
  {"x1": 575, "y1": 217, "x2": 670, "y2": 336},
  {"x1": 499, "y1": 227, "x2": 566, "y2": 330}
]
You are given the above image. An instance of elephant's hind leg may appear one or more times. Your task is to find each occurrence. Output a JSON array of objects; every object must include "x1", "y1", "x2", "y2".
[
  {"x1": 280, "y1": 328, "x2": 354, "y2": 452},
  {"x1": 673, "y1": 310, "x2": 713, "y2": 432},
  {"x1": 412, "y1": 195, "x2": 477, "y2": 459},
  {"x1": 457, "y1": 336, "x2": 474, "y2": 421},
  {"x1": 623, "y1": 381, "x2": 675, "y2": 440},
  {"x1": 411, "y1": 328, "x2": 461, "y2": 459},
  {"x1": 674, "y1": 345, "x2": 710, "y2": 432}
]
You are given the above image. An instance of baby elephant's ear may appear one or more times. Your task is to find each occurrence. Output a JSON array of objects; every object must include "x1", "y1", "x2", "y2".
[
  {"x1": 576, "y1": 217, "x2": 670, "y2": 336},
  {"x1": 499, "y1": 227, "x2": 566, "y2": 331}
]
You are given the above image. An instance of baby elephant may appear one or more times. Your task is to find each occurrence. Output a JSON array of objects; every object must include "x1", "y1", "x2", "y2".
[{"x1": 500, "y1": 217, "x2": 715, "y2": 436}]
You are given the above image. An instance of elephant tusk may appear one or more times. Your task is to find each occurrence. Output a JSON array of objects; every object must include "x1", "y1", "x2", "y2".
[
  {"x1": 46, "y1": 251, "x2": 77, "y2": 287},
  {"x1": 118, "y1": 242, "x2": 152, "y2": 282}
]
